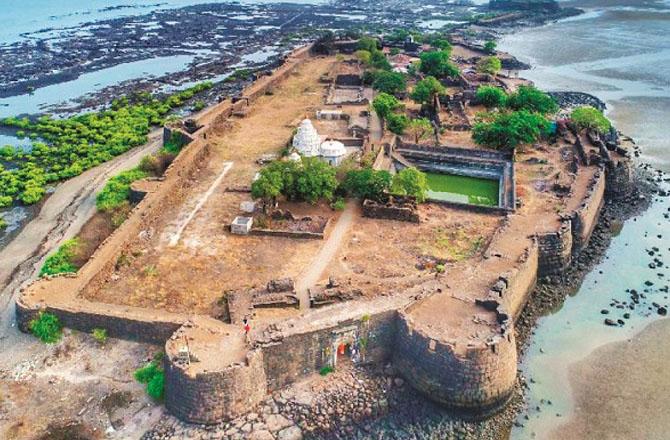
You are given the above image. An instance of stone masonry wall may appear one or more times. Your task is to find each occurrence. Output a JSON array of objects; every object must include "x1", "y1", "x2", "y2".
[
  {"x1": 570, "y1": 168, "x2": 606, "y2": 250},
  {"x1": 15, "y1": 296, "x2": 182, "y2": 344},
  {"x1": 537, "y1": 220, "x2": 573, "y2": 277},
  {"x1": 394, "y1": 309, "x2": 517, "y2": 414},
  {"x1": 261, "y1": 309, "x2": 397, "y2": 392},
  {"x1": 165, "y1": 350, "x2": 267, "y2": 425}
]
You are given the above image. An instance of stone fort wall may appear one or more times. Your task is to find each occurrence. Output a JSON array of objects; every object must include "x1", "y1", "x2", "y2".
[
  {"x1": 15, "y1": 44, "x2": 621, "y2": 426},
  {"x1": 393, "y1": 305, "x2": 517, "y2": 414}
]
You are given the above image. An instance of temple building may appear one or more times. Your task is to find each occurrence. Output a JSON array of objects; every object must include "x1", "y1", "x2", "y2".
[{"x1": 292, "y1": 118, "x2": 347, "y2": 166}]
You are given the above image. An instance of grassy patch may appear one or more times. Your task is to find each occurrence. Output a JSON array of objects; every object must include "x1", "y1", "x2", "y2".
[
  {"x1": 92, "y1": 328, "x2": 108, "y2": 345},
  {"x1": 40, "y1": 238, "x2": 81, "y2": 277},
  {"x1": 420, "y1": 227, "x2": 485, "y2": 262},
  {"x1": 96, "y1": 168, "x2": 148, "y2": 213},
  {"x1": 29, "y1": 311, "x2": 62, "y2": 343}
]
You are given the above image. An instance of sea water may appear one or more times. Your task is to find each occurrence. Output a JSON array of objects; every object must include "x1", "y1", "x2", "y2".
[{"x1": 499, "y1": 1, "x2": 670, "y2": 437}]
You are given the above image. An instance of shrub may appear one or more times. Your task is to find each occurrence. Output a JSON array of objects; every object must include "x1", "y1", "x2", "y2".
[
  {"x1": 476, "y1": 56, "x2": 502, "y2": 76},
  {"x1": 386, "y1": 113, "x2": 409, "y2": 135},
  {"x1": 507, "y1": 85, "x2": 558, "y2": 114},
  {"x1": 134, "y1": 359, "x2": 165, "y2": 401},
  {"x1": 391, "y1": 167, "x2": 428, "y2": 202},
  {"x1": 332, "y1": 198, "x2": 346, "y2": 211},
  {"x1": 29, "y1": 311, "x2": 62, "y2": 343},
  {"x1": 193, "y1": 100, "x2": 206, "y2": 111},
  {"x1": 92, "y1": 328, "x2": 108, "y2": 345},
  {"x1": 476, "y1": 85, "x2": 507, "y2": 109},
  {"x1": 319, "y1": 365, "x2": 334, "y2": 376},
  {"x1": 484, "y1": 40, "x2": 497, "y2": 54},
  {"x1": 472, "y1": 110, "x2": 551, "y2": 151},
  {"x1": 40, "y1": 238, "x2": 80, "y2": 277},
  {"x1": 138, "y1": 154, "x2": 161, "y2": 175},
  {"x1": 96, "y1": 168, "x2": 148, "y2": 212},
  {"x1": 570, "y1": 106, "x2": 611, "y2": 133}
]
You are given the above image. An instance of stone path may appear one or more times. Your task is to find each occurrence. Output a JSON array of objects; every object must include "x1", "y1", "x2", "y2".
[{"x1": 294, "y1": 200, "x2": 358, "y2": 309}]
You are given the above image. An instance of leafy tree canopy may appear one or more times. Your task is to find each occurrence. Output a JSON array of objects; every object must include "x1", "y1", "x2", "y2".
[
  {"x1": 472, "y1": 110, "x2": 551, "y2": 151},
  {"x1": 357, "y1": 36, "x2": 379, "y2": 53},
  {"x1": 372, "y1": 93, "x2": 403, "y2": 119},
  {"x1": 387, "y1": 113, "x2": 410, "y2": 135},
  {"x1": 391, "y1": 167, "x2": 428, "y2": 202},
  {"x1": 506, "y1": 85, "x2": 558, "y2": 115},
  {"x1": 372, "y1": 71, "x2": 407, "y2": 95},
  {"x1": 406, "y1": 118, "x2": 434, "y2": 143},
  {"x1": 410, "y1": 76, "x2": 446, "y2": 105},
  {"x1": 341, "y1": 168, "x2": 391, "y2": 202},
  {"x1": 570, "y1": 106, "x2": 611, "y2": 134},
  {"x1": 419, "y1": 51, "x2": 459, "y2": 78},
  {"x1": 476, "y1": 56, "x2": 502, "y2": 76},
  {"x1": 475, "y1": 85, "x2": 507, "y2": 109}
]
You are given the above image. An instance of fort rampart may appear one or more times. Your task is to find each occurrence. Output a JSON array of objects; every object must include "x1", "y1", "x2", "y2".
[{"x1": 15, "y1": 45, "x2": 622, "y2": 425}]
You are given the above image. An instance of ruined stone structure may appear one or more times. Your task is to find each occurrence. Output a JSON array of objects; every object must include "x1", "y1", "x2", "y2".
[{"x1": 15, "y1": 44, "x2": 635, "y2": 427}]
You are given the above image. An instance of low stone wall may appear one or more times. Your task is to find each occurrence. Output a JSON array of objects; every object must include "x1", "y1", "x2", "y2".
[
  {"x1": 569, "y1": 168, "x2": 606, "y2": 250},
  {"x1": 165, "y1": 349, "x2": 267, "y2": 425},
  {"x1": 249, "y1": 229, "x2": 325, "y2": 240},
  {"x1": 498, "y1": 241, "x2": 539, "y2": 320},
  {"x1": 362, "y1": 199, "x2": 420, "y2": 223},
  {"x1": 16, "y1": 294, "x2": 183, "y2": 344},
  {"x1": 394, "y1": 309, "x2": 517, "y2": 414},
  {"x1": 537, "y1": 220, "x2": 573, "y2": 277},
  {"x1": 606, "y1": 160, "x2": 633, "y2": 200}
]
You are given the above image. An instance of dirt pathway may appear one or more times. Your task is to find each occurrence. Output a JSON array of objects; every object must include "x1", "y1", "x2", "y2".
[
  {"x1": 0, "y1": 129, "x2": 163, "y2": 351},
  {"x1": 295, "y1": 200, "x2": 358, "y2": 309}
]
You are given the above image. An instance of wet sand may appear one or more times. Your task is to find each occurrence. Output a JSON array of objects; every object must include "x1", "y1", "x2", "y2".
[{"x1": 551, "y1": 318, "x2": 670, "y2": 440}]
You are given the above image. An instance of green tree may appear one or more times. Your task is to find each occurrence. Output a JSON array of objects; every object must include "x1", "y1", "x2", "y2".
[
  {"x1": 391, "y1": 167, "x2": 428, "y2": 202},
  {"x1": 341, "y1": 168, "x2": 392, "y2": 201},
  {"x1": 354, "y1": 50, "x2": 371, "y2": 65},
  {"x1": 369, "y1": 50, "x2": 391, "y2": 71},
  {"x1": 419, "y1": 51, "x2": 459, "y2": 78},
  {"x1": 372, "y1": 71, "x2": 407, "y2": 95},
  {"x1": 251, "y1": 166, "x2": 284, "y2": 209},
  {"x1": 432, "y1": 39, "x2": 452, "y2": 52},
  {"x1": 406, "y1": 118, "x2": 434, "y2": 143},
  {"x1": 476, "y1": 56, "x2": 502, "y2": 76},
  {"x1": 372, "y1": 93, "x2": 402, "y2": 119},
  {"x1": 507, "y1": 85, "x2": 558, "y2": 114},
  {"x1": 289, "y1": 157, "x2": 338, "y2": 203},
  {"x1": 472, "y1": 110, "x2": 551, "y2": 151},
  {"x1": 475, "y1": 85, "x2": 507, "y2": 109},
  {"x1": 357, "y1": 36, "x2": 378, "y2": 53},
  {"x1": 410, "y1": 76, "x2": 446, "y2": 106},
  {"x1": 386, "y1": 113, "x2": 409, "y2": 135},
  {"x1": 484, "y1": 40, "x2": 497, "y2": 54},
  {"x1": 570, "y1": 106, "x2": 612, "y2": 134}
]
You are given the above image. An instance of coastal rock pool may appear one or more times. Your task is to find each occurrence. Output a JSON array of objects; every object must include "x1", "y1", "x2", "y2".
[{"x1": 425, "y1": 172, "x2": 499, "y2": 207}]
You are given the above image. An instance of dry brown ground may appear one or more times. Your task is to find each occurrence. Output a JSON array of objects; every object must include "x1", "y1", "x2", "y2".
[{"x1": 0, "y1": 332, "x2": 161, "y2": 440}]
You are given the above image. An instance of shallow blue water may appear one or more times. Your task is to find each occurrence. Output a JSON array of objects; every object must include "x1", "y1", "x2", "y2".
[{"x1": 500, "y1": 1, "x2": 670, "y2": 438}]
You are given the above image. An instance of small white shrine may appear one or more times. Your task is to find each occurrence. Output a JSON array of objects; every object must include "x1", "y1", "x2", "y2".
[{"x1": 292, "y1": 119, "x2": 348, "y2": 166}]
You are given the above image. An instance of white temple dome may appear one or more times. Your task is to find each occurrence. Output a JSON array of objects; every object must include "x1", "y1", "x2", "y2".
[
  {"x1": 292, "y1": 119, "x2": 321, "y2": 157},
  {"x1": 320, "y1": 140, "x2": 346, "y2": 158}
]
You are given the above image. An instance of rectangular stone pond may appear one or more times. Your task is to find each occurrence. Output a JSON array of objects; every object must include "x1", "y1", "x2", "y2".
[{"x1": 425, "y1": 172, "x2": 499, "y2": 207}]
